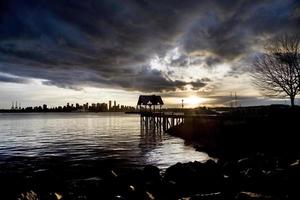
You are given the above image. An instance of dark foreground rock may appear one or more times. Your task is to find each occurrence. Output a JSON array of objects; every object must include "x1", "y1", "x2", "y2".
[{"x1": 13, "y1": 154, "x2": 300, "y2": 200}]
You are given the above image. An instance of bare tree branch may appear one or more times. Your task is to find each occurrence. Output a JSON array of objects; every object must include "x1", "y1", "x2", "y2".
[{"x1": 251, "y1": 34, "x2": 300, "y2": 107}]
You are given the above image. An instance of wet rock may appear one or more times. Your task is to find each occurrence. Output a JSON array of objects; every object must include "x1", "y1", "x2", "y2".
[
  {"x1": 111, "y1": 170, "x2": 118, "y2": 178},
  {"x1": 128, "y1": 185, "x2": 135, "y2": 192},
  {"x1": 53, "y1": 192, "x2": 63, "y2": 200},
  {"x1": 236, "y1": 154, "x2": 268, "y2": 171},
  {"x1": 163, "y1": 160, "x2": 224, "y2": 195},
  {"x1": 17, "y1": 190, "x2": 39, "y2": 200},
  {"x1": 190, "y1": 192, "x2": 224, "y2": 200},
  {"x1": 113, "y1": 194, "x2": 126, "y2": 200},
  {"x1": 289, "y1": 159, "x2": 299, "y2": 167},
  {"x1": 237, "y1": 158, "x2": 253, "y2": 169},
  {"x1": 141, "y1": 166, "x2": 161, "y2": 199},
  {"x1": 264, "y1": 168, "x2": 288, "y2": 194},
  {"x1": 235, "y1": 192, "x2": 279, "y2": 200},
  {"x1": 145, "y1": 191, "x2": 155, "y2": 200},
  {"x1": 143, "y1": 165, "x2": 161, "y2": 183},
  {"x1": 287, "y1": 159, "x2": 300, "y2": 199}
]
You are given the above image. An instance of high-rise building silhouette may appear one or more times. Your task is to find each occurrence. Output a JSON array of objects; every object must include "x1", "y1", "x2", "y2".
[{"x1": 109, "y1": 101, "x2": 112, "y2": 110}]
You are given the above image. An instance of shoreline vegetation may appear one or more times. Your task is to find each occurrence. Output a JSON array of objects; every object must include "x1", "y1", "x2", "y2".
[
  {"x1": 169, "y1": 105, "x2": 300, "y2": 159},
  {"x1": 1, "y1": 105, "x2": 300, "y2": 199}
]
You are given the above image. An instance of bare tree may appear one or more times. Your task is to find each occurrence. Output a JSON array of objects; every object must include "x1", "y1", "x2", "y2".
[{"x1": 252, "y1": 35, "x2": 300, "y2": 107}]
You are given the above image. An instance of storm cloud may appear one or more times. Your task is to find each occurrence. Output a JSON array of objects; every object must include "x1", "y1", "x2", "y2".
[
  {"x1": 0, "y1": 73, "x2": 30, "y2": 84},
  {"x1": 0, "y1": 0, "x2": 299, "y2": 92}
]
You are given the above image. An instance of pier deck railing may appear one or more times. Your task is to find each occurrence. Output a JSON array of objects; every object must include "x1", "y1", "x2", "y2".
[{"x1": 139, "y1": 111, "x2": 218, "y2": 133}]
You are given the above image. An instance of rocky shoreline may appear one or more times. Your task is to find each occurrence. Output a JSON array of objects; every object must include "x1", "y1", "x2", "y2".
[
  {"x1": 104, "y1": 154, "x2": 299, "y2": 200},
  {"x1": 15, "y1": 153, "x2": 300, "y2": 200}
]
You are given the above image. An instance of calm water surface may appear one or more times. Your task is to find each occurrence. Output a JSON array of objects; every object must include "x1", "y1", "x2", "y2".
[
  {"x1": 0, "y1": 113, "x2": 209, "y2": 197},
  {"x1": 0, "y1": 113, "x2": 208, "y2": 167}
]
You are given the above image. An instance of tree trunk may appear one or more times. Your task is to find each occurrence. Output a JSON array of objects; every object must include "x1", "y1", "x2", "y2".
[{"x1": 290, "y1": 95, "x2": 295, "y2": 107}]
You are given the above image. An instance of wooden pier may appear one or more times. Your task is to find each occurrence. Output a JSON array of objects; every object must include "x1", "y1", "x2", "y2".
[
  {"x1": 140, "y1": 112, "x2": 185, "y2": 133},
  {"x1": 135, "y1": 94, "x2": 218, "y2": 134},
  {"x1": 139, "y1": 111, "x2": 219, "y2": 133}
]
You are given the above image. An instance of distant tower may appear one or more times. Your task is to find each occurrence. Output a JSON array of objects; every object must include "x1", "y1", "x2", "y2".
[
  {"x1": 11, "y1": 102, "x2": 14, "y2": 110},
  {"x1": 182, "y1": 99, "x2": 184, "y2": 109},
  {"x1": 109, "y1": 100, "x2": 112, "y2": 110},
  {"x1": 234, "y1": 92, "x2": 237, "y2": 107},
  {"x1": 19, "y1": 103, "x2": 21, "y2": 110},
  {"x1": 15, "y1": 101, "x2": 18, "y2": 110},
  {"x1": 230, "y1": 92, "x2": 233, "y2": 108},
  {"x1": 114, "y1": 100, "x2": 116, "y2": 107}
]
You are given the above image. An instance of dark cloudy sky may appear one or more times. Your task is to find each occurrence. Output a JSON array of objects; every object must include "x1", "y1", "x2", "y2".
[{"x1": 0, "y1": 0, "x2": 300, "y2": 108}]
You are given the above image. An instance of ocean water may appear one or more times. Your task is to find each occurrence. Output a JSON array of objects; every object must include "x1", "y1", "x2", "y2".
[{"x1": 0, "y1": 112, "x2": 209, "y2": 197}]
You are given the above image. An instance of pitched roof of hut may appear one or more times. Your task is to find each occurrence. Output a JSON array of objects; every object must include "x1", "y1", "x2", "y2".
[{"x1": 137, "y1": 95, "x2": 164, "y2": 106}]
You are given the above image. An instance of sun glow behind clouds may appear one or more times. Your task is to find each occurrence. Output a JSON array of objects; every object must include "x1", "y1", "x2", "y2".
[
  {"x1": 185, "y1": 96, "x2": 206, "y2": 108},
  {"x1": 149, "y1": 46, "x2": 235, "y2": 88}
]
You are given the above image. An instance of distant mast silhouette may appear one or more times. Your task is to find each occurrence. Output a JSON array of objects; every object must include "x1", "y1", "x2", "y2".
[{"x1": 229, "y1": 92, "x2": 239, "y2": 108}]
